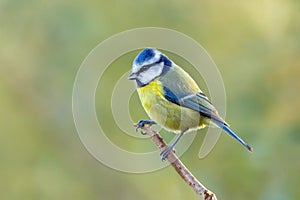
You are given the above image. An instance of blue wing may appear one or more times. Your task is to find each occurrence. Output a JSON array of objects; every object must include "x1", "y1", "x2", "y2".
[
  {"x1": 163, "y1": 86, "x2": 227, "y2": 125},
  {"x1": 163, "y1": 86, "x2": 253, "y2": 151},
  {"x1": 160, "y1": 65, "x2": 252, "y2": 152}
]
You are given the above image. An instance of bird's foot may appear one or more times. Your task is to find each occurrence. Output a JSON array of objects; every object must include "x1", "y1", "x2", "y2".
[
  {"x1": 135, "y1": 120, "x2": 156, "y2": 135},
  {"x1": 160, "y1": 146, "x2": 176, "y2": 161}
]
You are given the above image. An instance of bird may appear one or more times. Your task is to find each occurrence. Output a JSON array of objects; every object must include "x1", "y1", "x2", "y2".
[{"x1": 128, "y1": 48, "x2": 253, "y2": 160}]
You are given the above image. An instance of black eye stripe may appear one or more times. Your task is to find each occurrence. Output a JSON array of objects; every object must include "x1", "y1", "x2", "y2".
[
  {"x1": 136, "y1": 54, "x2": 172, "y2": 76},
  {"x1": 141, "y1": 65, "x2": 150, "y2": 71},
  {"x1": 138, "y1": 62, "x2": 160, "y2": 74}
]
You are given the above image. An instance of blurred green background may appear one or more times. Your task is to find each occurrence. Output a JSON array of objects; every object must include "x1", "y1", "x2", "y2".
[{"x1": 1, "y1": 0, "x2": 300, "y2": 199}]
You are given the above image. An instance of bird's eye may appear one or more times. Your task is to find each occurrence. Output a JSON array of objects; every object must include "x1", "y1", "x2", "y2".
[{"x1": 141, "y1": 65, "x2": 148, "y2": 71}]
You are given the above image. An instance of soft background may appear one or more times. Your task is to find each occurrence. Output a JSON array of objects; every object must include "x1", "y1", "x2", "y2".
[{"x1": 1, "y1": 0, "x2": 300, "y2": 200}]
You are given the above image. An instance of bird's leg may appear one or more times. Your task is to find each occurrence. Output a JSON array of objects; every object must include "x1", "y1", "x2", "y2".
[
  {"x1": 136, "y1": 120, "x2": 156, "y2": 135},
  {"x1": 160, "y1": 131, "x2": 185, "y2": 161}
]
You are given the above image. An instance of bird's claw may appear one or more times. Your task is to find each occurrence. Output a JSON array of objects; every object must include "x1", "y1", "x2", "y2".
[
  {"x1": 135, "y1": 120, "x2": 156, "y2": 135},
  {"x1": 160, "y1": 146, "x2": 176, "y2": 161}
]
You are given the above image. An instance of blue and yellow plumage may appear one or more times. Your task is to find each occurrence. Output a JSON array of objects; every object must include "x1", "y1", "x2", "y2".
[{"x1": 129, "y1": 48, "x2": 252, "y2": 160}]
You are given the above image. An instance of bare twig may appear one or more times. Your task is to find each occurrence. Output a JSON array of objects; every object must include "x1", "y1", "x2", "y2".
[{"x1": 135, "y1": 124, "x2": 217, "y2": 200}]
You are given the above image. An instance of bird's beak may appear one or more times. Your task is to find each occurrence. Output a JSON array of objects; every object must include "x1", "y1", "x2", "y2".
[{"x1": 128, "y1": 72, "x2": 137, "y2": 80}]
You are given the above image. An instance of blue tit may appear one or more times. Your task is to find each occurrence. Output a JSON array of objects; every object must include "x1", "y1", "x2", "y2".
[{"x1": 128, "y1": 48, "x2": 253, "y2": 160}]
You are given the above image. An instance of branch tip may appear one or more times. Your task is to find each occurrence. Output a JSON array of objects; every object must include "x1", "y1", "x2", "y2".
[{"x1": 136, "y1": 124, "x2": 217, "y2": 200}]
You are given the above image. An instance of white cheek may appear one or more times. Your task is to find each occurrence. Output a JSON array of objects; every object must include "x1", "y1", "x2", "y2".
[{"x1": 139, "y1": 64, "x2": 163, "y2": 85}]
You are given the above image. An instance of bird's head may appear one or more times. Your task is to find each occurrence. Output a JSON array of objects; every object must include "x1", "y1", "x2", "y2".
[{"x1": 128, "y1": 48, "x2": 172, "y2": 87}]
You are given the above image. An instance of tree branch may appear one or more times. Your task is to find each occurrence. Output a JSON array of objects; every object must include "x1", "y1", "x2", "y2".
[{"x1": 135, "y1": 124, "x2": 217, "y2": 200}]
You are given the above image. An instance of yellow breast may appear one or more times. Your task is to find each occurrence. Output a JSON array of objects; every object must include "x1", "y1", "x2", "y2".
[{"x1": 137, "y1": 79, "x2": 206, "y2": 132}]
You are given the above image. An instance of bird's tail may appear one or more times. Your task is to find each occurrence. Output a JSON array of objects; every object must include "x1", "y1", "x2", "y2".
[{"x1": 213, "y1": 120, "x2": 253, "y2": 152}]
